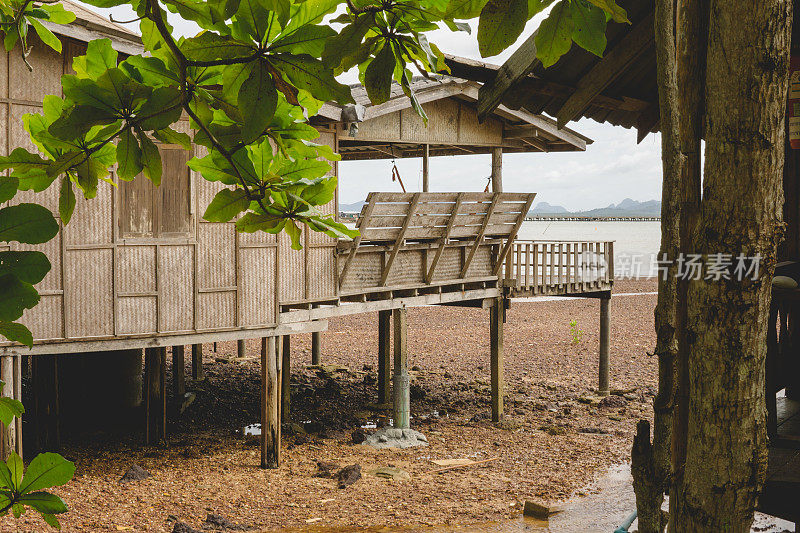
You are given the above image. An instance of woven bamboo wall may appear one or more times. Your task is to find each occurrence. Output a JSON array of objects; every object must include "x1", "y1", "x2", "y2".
[{"x1": 0, "y1": 35, "x2": 340, "y2": 350}]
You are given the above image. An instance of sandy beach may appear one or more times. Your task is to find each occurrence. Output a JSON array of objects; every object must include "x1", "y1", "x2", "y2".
[{"x1": 3, "y1": 279, "x2": 659, "y2": 532}]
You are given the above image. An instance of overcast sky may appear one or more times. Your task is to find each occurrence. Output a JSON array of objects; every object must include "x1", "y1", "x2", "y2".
[{"x1": 78, "y1": 2, "x2": 664, "y2": 211}]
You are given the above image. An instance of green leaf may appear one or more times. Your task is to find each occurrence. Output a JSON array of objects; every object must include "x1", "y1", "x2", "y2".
[
  {"x1": 0, "y1": 251, "x2": 51, "y2": 284},
  {"x1": 28, "y1": 17, "x2": 61, "y2": 53},
  {"x1": 40, "y1": 513, "x2": 61, "y2": 529},
  {"x1": 137, "y1": 132, "x2": 162, "y2": 186},
  {"x1": 322, "y1": 13, "x2": 373, "y2": 67},
  {"x1": 162, "y1": 0, "x2": 217, "y2": 27},
  {"x1": 270, "y1": 25, "x2": 335, "y2": 56},
  {"x1": 5, "y1": 452, "x2": 23, "y2": 490},
  {"x1": 18, "y1": 492, "x2": 68, "y2": 515},
  {"x1": 181, "y1": 32, "x2": 254, "y2": 62},
  {"x1": 136, "y1": 87, "x2": 182, "y2": 131},
  {"x1": 364, "y1": 44, "x2": 396, "y2": 105},
  {"x1": 48, "y1": 105, "x2": 117, "y2": 140},
  {"x1": 445, "y1": 0, "x2": 490, "y2": 18},
  {"x1": 270, "y1": 54, "x2": 354, "y2": 104},
  {"x1": 285, "y1": 0, "x2": 338, "y2": 31},
  {"x1": 238, "y1": 62, "x2": 277, "y2": 143},
  {"x1": 58, "y1": 177, "x2": 76, "y2": 225},
  {"x1": 0, "y1": 148, "x2": 50, "y2": 175},
  {"x1": 61, "y1": 76, "x2": 119, "y2": 115},
  {"x1": 187, "y1": 154, "x2": 238, "y2": 185},
  {"x1": 153, "y1": 128, "x2": 191, "y2": 149},
  {"x1": 235, "y1": 211, "x2": 285, "y2": 233},
  {"x1": 74, "y1": 157, "x2": 109, "y2": 199},
  {"x1": 570, "y1": 0, "x2": 607, "y2": 58},
  {"x1": 278, "y1": 158, "x2": 330, "y2": 182},
  {"x1": 204, "y1": 188, "x2": 250, "y2": 222},
  {"x1": 236, "y1": 0, "x2": 272, "y2": 42},
  {"x1": 116, "y1": 129, "x2": 143, "y2": 181},
  {"x1": 18, "y1": 453, "x2": 75, "y2": 495},
  {"x1": 285, "y1": 219, "x2": 302, "y2": 250},
  {"x1": 586, "y1": 0, "x2": 629, "y2": 23},
  {"x1": 299, "y1": 176, "x2": 336, "y2": 205},
  {"x1": 0, "y1": 273, "x2": 39, "y2": 322},
  {"x1": 72, "y1": 39, "x2": 118, "y2": 80},
  {"x1": 0, "y1": 322, "x2": 33, "y2": 347},
  {"x1": 477, "y1": 0, "x2": 528, "y2": 57},
  {"x1": 0, "y1": 177, "x2": 18, "y2": 203},
  {"x1": 535, "y1": 0, "x2": 575, "y2": 68},
  {"x1": 0, "y1": 203, "x2": 59, "y2": 245},
  {"x1": 529, "y1": 0, "x2": 555, "y2": 18},
  {"x1": 121, "y1": 56, "x2": 179, "y2": 87},
  {"x1": 0, "y1": 396, "x2": 24, "y2": 427},
  {"x1": 0, "y1": 456, "x2": 15, "y2": 490},
  {"x1": 38, "y1": 3, "x2": 77, "y2": 24}
]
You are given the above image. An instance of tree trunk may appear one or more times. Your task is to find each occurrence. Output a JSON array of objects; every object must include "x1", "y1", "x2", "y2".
[{"x1": 671, "y1": 0, "x2": 791, "y2": 529}]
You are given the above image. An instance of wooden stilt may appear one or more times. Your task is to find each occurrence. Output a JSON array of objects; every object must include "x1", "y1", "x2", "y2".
[
  {"x1": 144, "y1": 347, "x2": 167, "y2": 444},
  {"x1": 490, "y1": 297, "x2": 504, "y2": 422},
  {"x1": 393, "y1": 308, "x2": 410, "y2": 429},
  {"x1": 281, "y1": 336, "x2": 290, "y2": 421},
  {"x1": 0, "y1": 355, "x2": 21, "y2": 460},
  {"x1": 13, "y1": 355, "x2": 21, "y2": 457},
  {"x1": 237, "y1": 339, "x2": 246, "y2": 358},
  {"x1": 378, "y1": 309, "x2": 392, "y2": 405},
  {"x1": 261, "y1": 337, "x2": 281, "y2": 468},
  {"x1": 311, "y1": 331, "x2": 321, "y2": 366},
  {"x1": 32, "y1": 354, "x2": 59, "y2": 453},
  {"x1": 192, "y1": 344, "x2": 204, "y2": 380},
  {"x1": 599, "y1": 295, "x2": 611, "y2": 396},
  {"x1": 172, "y1": 345, "x2": 185, "y2": 397}
]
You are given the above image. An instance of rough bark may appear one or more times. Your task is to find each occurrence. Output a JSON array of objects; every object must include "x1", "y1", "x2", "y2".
[
  {"x1": 632, "y1": 420, "x2": 665, "y2": 532},
  {"x1": 671, "y1": 0, "x2": 791, "y2": 529}
]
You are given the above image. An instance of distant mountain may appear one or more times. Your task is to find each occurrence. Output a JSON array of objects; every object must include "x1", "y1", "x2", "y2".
[
  {"x1": 339, "y1": 201, "x2": 366, "y2": 213},
  {"x1": 532, "y1": 202, "x2": 569, "y2": 214},
  {"x1": 528, "y1": 198, "x2": 661, "y2": 217}
]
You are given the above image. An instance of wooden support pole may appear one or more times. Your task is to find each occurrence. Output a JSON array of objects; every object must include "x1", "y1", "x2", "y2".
[
  {"x1": 172, "y1": 345, "x2": 185, "y2": 398},
  {"x1": 0, "y1": 355, "x2": 21, "y2": 460},
  {"x1": 378, "y1": 309, "x2": 392, "y2": 405},
  {"x1": 599, "y1": 295, "x2": 611, "y2": 396},
  {"x1": 192, "y1": 344, "x2": 204, "y2": 380},
  {"x1": 490, "y1": 297, "x2": 504, "y2": 422},
  {"x1": 237, "y1": 339, "x2": 246, "y2": 358},
  {"x1": 144, "y1": 347, "x2": 167, "y2": 444},
  {"x1": 393, "y1": 307, "x2": 410, "y2": 429},
  {"x1": 422, "y1": 144, "x2": 430, "y2": 192},
  {"x1": 32, "y1": 354, "x2": 59, "y2": 453},
  {"x1": 311, "y1": 332, "x2": 321, "y2": 366},
  {"x1": 261, "y1": 337, "x2": 281, "y2": 468},
  {"x1": 491, "y1": 148, "x2": 503, "y2": 193},
  {"x1": 281, "y1": 336, "x2": 290, "y2": 421}
]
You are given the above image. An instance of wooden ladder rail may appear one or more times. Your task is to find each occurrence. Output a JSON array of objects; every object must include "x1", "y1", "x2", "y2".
[
  {"x1": 459, "y1": 193, "x2": 500, "y2": 279},
  {"x1": 425, "y1": 193, "x2": 464, "y2": 284},
  {"x1": 380, "y1": 193, "x2": 421, "y2": 286},
  {"x1": 491, "y1": 194, "x2": 536, "y2": 276},
  {"x1": 338, "y1": 197, "x2": 377, "y2": 289}
]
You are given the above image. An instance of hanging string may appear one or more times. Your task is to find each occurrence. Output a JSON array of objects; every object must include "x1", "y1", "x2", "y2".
[
  {"x1": 389, "y1": 144, "x2": 406, "y2": 193},
  {"x1": 483, "y1": 174, "x2": 492, "y2": 193}
]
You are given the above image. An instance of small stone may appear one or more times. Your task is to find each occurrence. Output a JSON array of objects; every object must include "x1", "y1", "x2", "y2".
[
  {"x1": 599, "y1": 395, "x2": 627, "y2": 408},
  {"x1": 351, "y1": 428, "x2": 368, "y2": 444},
  {"x1": 314, "y1": 461, "x2": 340, "y2": 478},
  {"x1": 119, "y1": 464, "x2": 149, "y2": 483},
  {"x1": 337, "y1": 464, "x2": 362, "y2": 489},
  {"x1": 172, "y1": 522, "x2": 200, "y2": 533},
  {"x1": 523, "y1": 500, "x2": 563, "y2": 519},
  {"x1": 369, "y1": 466, "x2": 411, "y2": 481}
]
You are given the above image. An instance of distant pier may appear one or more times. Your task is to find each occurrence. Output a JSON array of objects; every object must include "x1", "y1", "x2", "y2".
[{"x1": 526, "y1": 215, "x2": 660, "y2": 222}]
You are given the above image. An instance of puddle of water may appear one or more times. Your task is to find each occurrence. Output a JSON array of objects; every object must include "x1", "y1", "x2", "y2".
[{"x1": 243, "y1": 424, "x2": 261, "y2": 436}]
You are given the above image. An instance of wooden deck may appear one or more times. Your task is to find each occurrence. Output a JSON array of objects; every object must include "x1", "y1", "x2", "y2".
[
  {"x1": 759, "y1": 396, "x2": 800, "y2": 524},
  {"x1": 505, "y1": 240, "x2": 614, "y2": 297}
]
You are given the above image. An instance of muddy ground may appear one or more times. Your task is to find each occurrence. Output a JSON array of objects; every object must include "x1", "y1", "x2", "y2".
[{"x1": 3, "y1": 279, "x2": 659, "y2": 532}]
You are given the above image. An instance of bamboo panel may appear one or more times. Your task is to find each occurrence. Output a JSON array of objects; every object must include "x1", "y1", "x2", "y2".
[
  {"x1": 0, "y1": 103, "x2": 7, "y2": 155},
  {"x1": 117, "y1": 296, "x2": 157, "y2": 335},
  {"x1": 428, "y1": 247, "x2": 462, "y2": 282},
  {"x1": 20, "y1": 295, "x2": 62, "y2": 340},
  {"x1": 458, "y1": 103, "x2": 503, "y2": 145},
  {"x1": 0, "y1": 51, "x2": 7, "y2": 98},
  {"x1": 8, "y1": 35, "x2": 62, "y2": 102},
  {"x1": 384, "y1": 250, "x2": 425, "y2": 286},
  {"x1": 196, "y1": 167, "x2": 224, "y2": 214},
  {"x1": 117, "y1": 245, "x2": 156, "y2": 294},
  {"x1": 307, "y1": 247, "x2": 336, "y2": 299},
  {"x1": 65, "y1": 248, "x2": 113, "y2": 338},
  {"x1": 400, "y1": 99, "x2": 459, "y2": 144},
  {"x1": 9, "y1": 104, "x2": 60, "y2": 212},
  {"x1": 239, "y1": 247, "x2": 277, "y2": 326},
  {"x1": 279, "y1": 231, "x2": 306, "y2": 301},
  {"x1": 463, "y1": 246, "x2": 493, "y2": 278},
  {"x1": 158, "y1": 245, "x2": 194, "y2": 332},
  {"x1": 66, "y1": 184, "x2": 113, "y2": 244},
  {"x1": 198, "y1": 292, "x2": 236, "y2": 330},
  {"x1": 238, "y1": 230, "x2": 277, "y2": 245},
  {"x1": 15, "y1": 233, "x2": 61, "y2": 292},
  {"x1": 339, "y1": 250, "x2": 382, "y2": 291},
  {"x1": 197, "y1": 223, "x2": 235, "y2": 289},
  {"x1": 309, "y1": 130, "x2": 337, "y2": 245},
  {"x1": 361, "y1": 223, "x2": 516, "y2": 241},
  {"x1": 352, "y1": 111, "x2": 401, "y2": 141}
]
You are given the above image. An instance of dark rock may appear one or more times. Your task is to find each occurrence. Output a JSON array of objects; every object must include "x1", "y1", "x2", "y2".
[
  {"x1": 599, "y1": 395, "x2": 627, "y2": 408},
  {"x1": 173, "y1": 522, "x2": 201, "y2": 533},
  {"x1": 410, "y1": 383, "x2": 426, "y2": 400},
  {"x1": 293, "y1": 433, "x2": 310, "y2": 445},
  {"x1": 120, "y1": 464, "x2": 150, "y2": 483},
  {"x1": 351, "y1": 428, "x2": 368, "y2": 444},
  {"x1": 314, "y1": 460, "x2": 340, "y2": 478},
  {"x1": 470, "y1": 411, "x2": 490, "y2": 423},
  {"x1": 203, "y1": 513, "x2": 253, "y2": 530},
  {"x1": 337, "y1": 464, "x2": 362, "y2": 489},
  {"x1": 578, "y1": 427, "x2": 610, "y2": 434}
]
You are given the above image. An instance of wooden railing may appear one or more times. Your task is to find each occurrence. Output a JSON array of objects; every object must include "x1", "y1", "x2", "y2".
[{"x1": 504, "y1": 240, "x2": 614, "y2": 296}]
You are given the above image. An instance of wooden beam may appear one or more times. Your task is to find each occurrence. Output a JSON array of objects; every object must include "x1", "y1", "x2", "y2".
[
  {"x1": 476, "y1": 32, "x2": 541, "y2": 121},
  {"x1": 599, "y1": 296, "x2": 611, "y2": 395},
  {"x1": 520, "y1": 138, "x2": 549, "y2": 152},
  {"x1": 281, "y1": 336, "x2": 290, "y2": 421},
  {"x1": 380, "y1": 193, "x2": 421, "y2": 286},
  {"x1": 636, "y1": 103, "x2": 660, "y2": 143},
  {"x1": 490, "y1": 297, "x2": 504, "y2": 422},
  {"x1": 425, "y1": 193, "x2": 464, "y2": 284},
  {"x1": 191, "y1": 344, "x2": 204, "y2": 380},
  {"x1": 460, "y1": 193, "x2": 500, "y2": 278},
  {"x1": 261, "y1": 337, "x2": 280, "y2": 468},
  {"x1": 378, "y1": 309, "x2": 392, "y2": 405},
  {"x1": 144, "y1": 347, "x2": 167, "y2": 444},
  {"x1": 339, "y1": 195, "x2": 377, "y2": 289},
  {"x1": 555, "y1": 11, "x2": 655, "y2": 128},
  {"x1": 311, "y1": 331, "x2": 321, "y2": 366},
  {"x1": 504, "y1": 126, "x2": 542, "y2": 139},
  {"x1": 172, "y1": 345, "x2": 185, "y2": 397}
]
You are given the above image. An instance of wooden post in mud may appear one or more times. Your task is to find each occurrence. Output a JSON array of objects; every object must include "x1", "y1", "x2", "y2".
[
  {"x1": 490, "y1": 297, "x2": 504, "y2": 422},
  {"x1": 378, "y1": 310, "x2": 392, "y2": 405},
  {"x1": 491, "y1": 148, "x2": 503, "y2": 193},
  {"x1": 261, "y1": 336, "x2": 281, "y2": 468},
  {"x1": 32, "y1": 354, "x2": 59, "y2": 453},
  {"x1": 599, "y1": 294, "x2": 611, "y2": 396},
  {"x1": 0, "y1": 355, "x2": 22, "y2": 460},
  {"x1": 172, "y1": 345, "x2": 185, "y2": 397},
  {"x1": 192, "y1": 344, "x2": 204, "y2": 380},
  {"x1": 144, "y1": 347, "x2": 167, "y2": 444},
  {"x1": 393, "y1": 307, "x2": 410, "y2": 429},
  {"x1": 237, "y1": 339, "x2": 246, "y2": 358},
  {"x1": 311, "y1": 332, "x2": 321, "y2": 365},
  {"x1": 281, "y1": 336, "x2": 290, "y2": 421}
]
